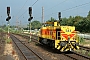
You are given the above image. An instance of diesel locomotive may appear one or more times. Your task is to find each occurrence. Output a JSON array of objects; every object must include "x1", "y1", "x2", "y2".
[{"x1": 38, "y1": 21, "x2": 79, "y2": 52}]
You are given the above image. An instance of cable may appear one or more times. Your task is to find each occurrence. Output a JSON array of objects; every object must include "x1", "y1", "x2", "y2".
[
  {"x1": 17, "y1": 0, "x2": 39, "y2": 19},
  {"x1": 17, "y1": 0, "x2": 67, "y2": 20},
  {"x1": 45, "y1": 0, "x2": 68, "y2": 12},
  {"x1": 35, "y1": 0, "x2": 68, "y2": 17},
  {"x1": 35, "y1": 1, "x2": 90, "y2": 19},
  {"x1": 61, "y1": 1, "x2": 90, "y2": 12},
  {"x1": 15, "y1": 0, "x2": 28, "y2": 17},
  {"x1": 32, "y1": 0, "x2": 39, "y2": 6},
  {"x1": 18, "y1": 10, "x2": 27, "y2": 19}
]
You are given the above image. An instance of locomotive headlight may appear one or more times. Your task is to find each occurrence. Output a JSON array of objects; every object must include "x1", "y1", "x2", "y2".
[{"x1": 60, "y1": 42, "x2": 67, "y2": 47}]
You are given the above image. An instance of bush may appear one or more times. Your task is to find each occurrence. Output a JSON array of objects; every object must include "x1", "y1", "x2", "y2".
[
  {"x1": 6, "y1": 38, "x2": 12, "y2": 44},
  {"x1": 79, "y1": 37, "x2": 85, "y2": 43},
  {"x1": 88, "y1": 52, "x2": 90, "y2": 56}
]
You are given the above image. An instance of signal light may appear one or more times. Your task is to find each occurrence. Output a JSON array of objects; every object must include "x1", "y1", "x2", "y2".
[
  {"x1": 7, "y1": 7, "x2": 10, "y2": 16},
  {"x1": 58, "y1": 12, "x2": 61, "y2": 21},
  {"x1": 6, "y1": 16, "x2": 11, "y2": 21},
  {"x1": 58, "y1": 12, "x2": 61, "y2": 17},
  {"x1": 29, "y1": 7, "x2": 32, "y2": 15},
  {"x1": 28, "y1": 7, "x2": 33, "y2": 21}
]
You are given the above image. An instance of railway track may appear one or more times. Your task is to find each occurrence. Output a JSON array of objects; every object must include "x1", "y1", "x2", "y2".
[
  {"x1": 10, "y1": 34, "x2": 44, "y2": 60},
  {"x1": 62, "y1": 51, "x2": 90, "y2": 60},
  {"x1": 12, "y1": 33, "x2": 90, "y2": 60},
  {"x1": 79, "y1": 45, "x2": 90, "y2": 51},
  {"x1": 28, "y1": 34, "x2": 90, "y2": 60}
]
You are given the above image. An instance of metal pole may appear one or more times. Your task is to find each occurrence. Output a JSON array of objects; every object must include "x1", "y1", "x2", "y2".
[
  {"x1": 42, "y1": 7, "x2": 44, "y2": 27},
  {"x1": 30, "y1": 21, "x2": 31, "y2": 41},
  {"x1": 1, "y1": 16, "x2": 2, "y2": 26},
  {"x1": 29, "y1": 21, "x2": 31, "y2": 42},
  {"x1": 7, "y1": 21, "x2": 10, "y2": 39},
  {"x1": 42, "y1": 7, "x2": 44, "y2": 23}
]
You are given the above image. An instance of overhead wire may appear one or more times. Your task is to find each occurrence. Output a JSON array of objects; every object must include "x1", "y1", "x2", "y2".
[
  {"x1": 61, "y1": 1, "x2": 90, "y2": 12},
  {"x1": 17, "y1": 0, "x2": 67, "y2": 20},
  {"x1": 35, "y1": 0, "x2": 68, "y2": 19},
  {"x1": 18, "y1": 10, "x2": 27, "y2": 19},
  {"x1": 13, "y1": 0, "x2": 28, "y2": 26},
  {"x1": 15, "y1": 0, "x2": 28, "y2": 17},
  {"x1": 18, "y1": 0, "x2": 39, "y2": 19},
  {"x1": 18, "y1": 0, "x2": 66, "y2": 20},
  {"x1": 36, "y1": 1, "x2": 90, "y2": 19},
  {"x1": 17, "y1": 1, "x2": 90, "y2": 20},
  {"x1": 45, "y1": 0, "x2": 68, "y2": 12},
  {"x1": 32, "y1": 0, "x2": 39, "y2": 6}
]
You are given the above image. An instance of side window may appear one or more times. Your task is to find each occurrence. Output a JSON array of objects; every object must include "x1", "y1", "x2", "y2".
[{"x1": 56, "y1": 29, "x2": 61, "y2": 40}]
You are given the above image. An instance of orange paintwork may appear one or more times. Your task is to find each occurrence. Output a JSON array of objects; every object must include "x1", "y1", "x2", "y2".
[
  {"x1": 41, "y1": 28, "x2": 56, "y2": 40},
  {"x1": 61, "y1": 34, "x2": 75, "y2": 40},
  {"x1": 41, "y1": 29, "x2": 46, "y2": 35},
  {"x1": 60, "y1": 30, "x2": 65, "y2": 33}
]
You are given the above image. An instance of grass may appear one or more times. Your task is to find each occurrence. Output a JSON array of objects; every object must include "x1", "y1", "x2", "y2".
[
  {"x1": 79, "y1": 37, "x2": 85, "y2": 44},
  {"x1": 6, "y1": 38, "x2": 12, "y2": 44},
  {"x1": 77, "y1": 50, "x2": 90, "y2": 56},
  {"x1": 81, "y1": 50, "x2": 86, "y2": 54},
  {"x1": 4, "y1": 34, "x2": 12, "y2": 44},
  {"x1": 88, "y1": 52, "x2": 90, "y2": 56}
]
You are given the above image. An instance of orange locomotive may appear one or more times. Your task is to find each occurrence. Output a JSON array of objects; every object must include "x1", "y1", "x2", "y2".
[{"x1": 38, "y1": 21, "x2": 79, "y2": 52}]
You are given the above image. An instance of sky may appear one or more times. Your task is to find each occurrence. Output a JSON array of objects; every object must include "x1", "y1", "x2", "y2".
[{"x1": 0, "y1": 0, "x2": 90, "y2": 26}]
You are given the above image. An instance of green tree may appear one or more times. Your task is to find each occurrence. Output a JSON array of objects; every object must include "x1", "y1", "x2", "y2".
[
  {"x1": 46, "y1": 17, "x2": 56, "y2": 22},
  {"x1": 67, "y1": 16, "x2": 75, "y2": 26},
  {"x1": 74, "y1": 16, "x2": 83, "y2": 26},
  {"x1": 61, "y1": 17, "x2": 68, "y2": 25},
  {"x1": 87, "y1": 11, "x2": 90, "y2": 20},
  {"x1": 31, "y1": 20, "x2": 41, "y2": 29}
]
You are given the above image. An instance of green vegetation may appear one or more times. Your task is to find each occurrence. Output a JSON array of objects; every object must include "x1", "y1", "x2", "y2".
[
  {"x1": 88, "y1": 52, "x2": 90, "y2": 56},
  {"x1": 61, "y1": 11, "x2": 90, "y2": 33},
  {"x1": 47, "y1": 11, "x2": 90, "y2": 33},
  {"x1": 79, "y1": 37, "x2": 85, "y2": 44},
  {"x1": 3, "y1": 34, "x2": 12, "y2": 44},
  {"x1": 27, "y1": 11, "x2": 90, "y2": 33},
  {"x1": 0, "y1": 11, "x2": 90, "y2": 33},
  {"x1": 31, "y1": 20, "x2": 42, "y2": 29},
  {"x1": 77, "y1": 50, "x2": 90, "y2": 56},
  {"x1": 81, "y1": 50, "x2": 86, "y2": 54},
  {"x1": 6, "y1": 38, "x2": 12, "y2": 44}
]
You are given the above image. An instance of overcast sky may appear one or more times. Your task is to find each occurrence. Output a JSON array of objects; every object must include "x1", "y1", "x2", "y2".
[{"x1": 0, "y1": 0, "x2": 90, "y2": 26}]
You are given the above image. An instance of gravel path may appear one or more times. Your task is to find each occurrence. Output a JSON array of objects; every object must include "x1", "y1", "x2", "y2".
[{"x1": 0, "y1": 33, "x2": 19, "y2": 60}]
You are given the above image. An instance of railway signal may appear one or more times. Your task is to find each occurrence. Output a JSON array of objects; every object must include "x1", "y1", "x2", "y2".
[
  {"x1": 28, "y1": 7, "x2": 33, "y2": 43},
  {"x1": 6, "y1": 6, "x2": 11, "y2": 39},
  {"x1": 6, "y1": 7, "x2": 11, "y2": 21},
  {"x1": 28, "y1": 17, "x2": 33, "y2": 21},
  {"x1": 7, "y1": 7, "x2": 10, "y2": 16},
  {"x1": 6, "y1": 16, "x2": 11, "y2": 21},
  {"x1": 29, "y1": 7, "x2": 32, "y2": 17},
  {"x1": 58, "y1": 12, "x2": 61, "y2": 21},
  {"x1": 28, "y1": 7, "x2": 33, "y2": 21}
]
